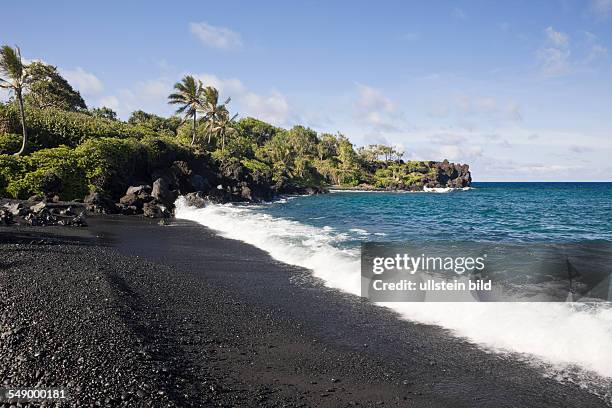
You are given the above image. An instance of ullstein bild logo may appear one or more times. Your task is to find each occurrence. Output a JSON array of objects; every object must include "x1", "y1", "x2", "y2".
[{"x1": 360, "y1": 242, "x2": 612, "y2": 302}]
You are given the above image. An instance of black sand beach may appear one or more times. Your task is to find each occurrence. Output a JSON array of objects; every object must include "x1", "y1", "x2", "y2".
[{"x1": 0, "y1": 216, "x2": 609, "y2": 407}]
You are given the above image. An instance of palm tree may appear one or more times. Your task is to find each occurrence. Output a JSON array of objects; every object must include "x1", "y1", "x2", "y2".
[
  {"x1": 201, "y1": 86, "x2": 230, "y2": 144},
  {"x1": 168, "y1": 75, "x2": 204, "y2": 145},
  {"x1": 0, "y1": 45, "x2": 30, "y2": 156},
  {"x1": 212, "y1": 107, "x2": 238, "y2": 152}
]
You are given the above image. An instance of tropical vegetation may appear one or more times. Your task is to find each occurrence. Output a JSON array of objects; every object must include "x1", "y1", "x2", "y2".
[{"x1": 0, "y1": 45, "x2": 450, "y2": 201}]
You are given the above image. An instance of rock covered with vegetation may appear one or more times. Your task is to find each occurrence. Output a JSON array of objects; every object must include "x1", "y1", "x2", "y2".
[{"x1": 0, "y1": 48, "x2": 471, "y2": 220}]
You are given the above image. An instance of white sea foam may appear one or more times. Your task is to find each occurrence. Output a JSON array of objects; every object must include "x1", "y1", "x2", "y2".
[
  {"x1": 349, "y1": 228, "x2": 369, "y2": 235},
  {"x1": 174, "y1": 198, "x2": 612, "y2": 394}
]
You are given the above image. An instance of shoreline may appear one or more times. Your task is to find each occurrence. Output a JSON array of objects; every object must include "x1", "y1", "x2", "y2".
[{"x1": 0, "y1": 216, "x2": 609, "y2": 407}]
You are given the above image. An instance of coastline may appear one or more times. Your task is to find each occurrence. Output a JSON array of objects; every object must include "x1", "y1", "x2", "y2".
[{"x1": 0, "y1": 216, "x2": 609, "y2": 407}]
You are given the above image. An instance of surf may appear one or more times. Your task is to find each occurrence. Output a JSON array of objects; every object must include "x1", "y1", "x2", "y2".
[{"x1": 174, "y1": 196, "x2": 612, "y2": 400}]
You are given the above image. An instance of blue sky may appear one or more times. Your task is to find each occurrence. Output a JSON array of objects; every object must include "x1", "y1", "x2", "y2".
[{"x1": 2, "y1": 0, "x2": 611, "y2": 181}]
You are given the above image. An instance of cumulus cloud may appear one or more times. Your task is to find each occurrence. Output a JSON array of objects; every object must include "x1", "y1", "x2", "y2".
[
  {"x1": 438, "y1": 144, "x2": 483, "y2": 161},
  {"x1": 189, "y1": 22, "x2": 242, "y2": 50},
  {"x1": 62, "y1": 67, "x2": 103, "y2": 94},
  {"x1": 353, "y1": 84, "x2": 402, "y2": 131},
  {"x1": 195, "y1": 73, "x2": 292, "y2": 126},
  {"x1": 354, "y1": 84, "x2": 395, "y2": 112},
  {"x1": 98, "y1": 72, "x2": 294, "y2": 124},
  {"x1": 96, "y1": 78, "x2": 174, "y2": 118},
  {"x1": 98, "y1": 96, "x2": 120, "y2": 112}
]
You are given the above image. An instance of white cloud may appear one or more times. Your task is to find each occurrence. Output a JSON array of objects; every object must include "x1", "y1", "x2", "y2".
[
  {"x1": 588, "y1": 44, "x2": 608, "y2": 61},
  {"x1": 545, "y1": 26, "x2": 569, "y2": 47},
  {"x1": 195, "y1": 73, "x2": 292, "y2": 126},
  {"x1": 434, "y1": 94, "x2": 523, "y2": 123},
  {"x1": 98, "y1": 96, "x2": 120, "y2": 112},
  {"x1": 538, "y1": 47, "x2": 571, "y2": 77},
  {"x1": 584, "y1": 32, "x2": 609, "y2": 63},
  {"x1": 62, "y1": 67, "x2": 103, "y2": 94},
  {"x1": 0, "y1": 88, "x2": 9, "y2": 101},
  {"x1": 97, "y1": 73, "x2": 293, "y2": 124},
  {"x1": 352, "y1": 84, "x2": 403, "y2": 131},
  {"x1": 538, "y1": 27, "x2": 571, "y2": 78},
  {"x1": 189, "y1": 22, "x2": 242, "y2": 50},
  {"x1": 354, "y1": 84, "x2": 395, "y2": 113},
  {"x1": 438, "y1": 144, "x2": 483, "y2": 161}
]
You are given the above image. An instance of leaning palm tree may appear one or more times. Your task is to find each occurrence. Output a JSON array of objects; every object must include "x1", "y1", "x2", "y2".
[
  {"x1": 201, "y1": 86, "x2": 230, "y2": 144},
  {"x1": 0, "y1": 45, "x2": 30, "y2": 156},
  {"x1": 212, "y1": 107, "x2": 238, "y2": 152},
  {"x1": 168, "y1": 75, "x2": 204, "y2": 145}
]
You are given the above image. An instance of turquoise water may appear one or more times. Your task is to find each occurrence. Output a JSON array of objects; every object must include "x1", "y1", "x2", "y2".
[
  {"x1": 175, "y1": 183, "x2": 612, "y2": 391},
  {"x1": 257, "y1": 183, "x2": 612, "y2": 245}
]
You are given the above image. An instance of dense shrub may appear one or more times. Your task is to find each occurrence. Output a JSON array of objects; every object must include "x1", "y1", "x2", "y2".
[
  {"x1": 75, "y1": 136, "x2": 195, "y2": 198},
  {"x1": 76, "y1": 138, "x2": 147, "y2": 198},
  {"x1": 241, "y1": 158, "x2": 272, "y2": 179},
  {"x1": 0, "y1": 155, "x2": 25, "y2": 197},
  {"x1": 6, "y1": 147, "x2": 88, "y2": 200},
  {"x1": 0, "y1": 104, "x2": 160, "y2": 150},
  {"x1": 0, "y1": 133, "x2": 22, "y2": 155},
  {"x1": 374, "y1": 163, "x2": 426, "y2": 189},
  {"x1": 140, "y1": 136, "x2": 193, "y2": 169}
]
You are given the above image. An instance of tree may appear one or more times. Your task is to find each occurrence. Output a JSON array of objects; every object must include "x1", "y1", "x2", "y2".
[
  {"x1": 211, "y1": 107, "x2": 238, "y2": 152},
  {"x1": 168, "y1": 75, "x2": 204, "y2": 145},
  {"x1": 0, "y1": 45, "x2": 30, "y2": 156},
  {"x1": 201, "y1": 86, "x2": 230, "y2": 144},
  {"x1": 128, "y1": 110, "x2": 181, "y2": 134},
  {"x1": 287, "y1": 125, "x2": 318, "y2": 158},
  {"x1": 25, "y1": 61, "x2": 86, "y2": 111},
  {"x1": 317, "y1": 133, "x2": 340, "y2": 161},
  {"x1": 90, "y1": 106, "x2": 117, "y2": 121},
  {"x1": 235, "y1": 117, "x2": 278, "y2": 145},
  {"x1": 358, "y1": 143, "x2": 404, "y2": 162}
]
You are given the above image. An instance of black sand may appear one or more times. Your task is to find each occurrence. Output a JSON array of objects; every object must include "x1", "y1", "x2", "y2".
[{"x1": 0, "y1": 216, "x2": 609, "y2": 407}]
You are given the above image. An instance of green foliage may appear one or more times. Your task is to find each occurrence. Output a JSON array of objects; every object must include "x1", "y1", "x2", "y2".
[
  {"x1": 25, "y1": 62, "x2": 87, "y2": 111},
  {"x1": 140, "y1": 136, "x2": 192, "y2": 169},
  {"x1": 0, "y1": 154, "x2": 24, "y2": 197},
  {"x1": 0, "y1": 133, "x2": 21, "y2": 154},
  {"x1": 76, "y1": 137, "x2": 145, "y2": 197},
  {"x1": 6, "y1": 147, "x2": 88, "y2": 200},
  {"x1": 235, "y1": 117, "x2": 280, "y2": 145},
  {"x1": 0, "y1": 104, "x2": 159, "y2": 149},
  {"x1": 373, "y1": 163, "x2": 426, "y2": 189},
  {"x1": 1, "y1": 67, "x2": 440, "y2": 200},
  {"x1": 75, "y1": 136, "x2": 191, "y2": 197},
  {"x1": 90, "y1": 106, "x2": 118, "y2": 121},
  {"x1": 128, "y1": 110, "x2": 181, "y2": 135},
  {"x1": 358, "y1": 144, "x2": 404, "y2": 162},
  {"x1": 0, "y1": 45, "x2": 26, "y2": 88},
  {"x1": 241, "y1": 158, "x2": 272, "y2": 179}
]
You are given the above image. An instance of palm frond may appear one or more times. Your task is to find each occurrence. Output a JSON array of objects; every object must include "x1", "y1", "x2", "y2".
[{"x1": 0, "y1": 45, "x2": 25, "y2": 86}]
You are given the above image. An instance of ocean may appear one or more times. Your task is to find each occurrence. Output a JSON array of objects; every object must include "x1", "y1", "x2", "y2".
[{"x1": 175, "y1": 182, "x2": 612, "y2": 399}]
